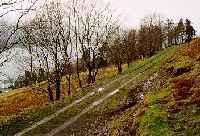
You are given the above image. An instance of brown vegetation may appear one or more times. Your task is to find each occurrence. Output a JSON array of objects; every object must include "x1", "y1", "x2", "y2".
[
  {"x1": 0, "y1": 88, "x2": 47, "y2": 116},
  {"x1": 183, "y1": 39, "x2": 200, "y2": 58},
  {"x1": 171, "y1": 78, "x2": 194, "y2": 101}
]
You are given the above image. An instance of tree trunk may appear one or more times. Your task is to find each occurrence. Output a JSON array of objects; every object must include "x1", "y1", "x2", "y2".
[
  {"x1": 175, "y1": 35, "x2": 178, "y2": 45},
  {"x1": 91, "y1": 50, "x2": 96, "y2": 84},
  {"x1": 75, "y1": 17, "x2": 82, "y2": 89},
  {"x1": 76, "y1": 57, "x2": 82, "y2": 88},
  {"x1": 47, "y1": 82, "x2": 54, "y2": 101},
  {"x1": 181, "y1": 34, "x2": 184, "y2": 44},
  {"x1": 30, "y1": 55, "x2": 33, "y2": 79},
  {"x1": 118, "y1": 63, "x2": 122, "y2": 74},
  {"x1": 67, "y1": 75, "x2": 71, "y2": 96},
  {"x1": 91, "y1": 72, "x2": 96, "y2": 84},
  {"x1": 44, "y1": 55, "x2": 54, "y2": 101},
  {"x1": 55, "y1": 78, "x2": 61, "y2": 100},
  {"x1": 87, "y1": 68, "x2": 93, "y2": 84},
  {"x1": 127, "y1": 61, "x2": 130, "y2": 68}
]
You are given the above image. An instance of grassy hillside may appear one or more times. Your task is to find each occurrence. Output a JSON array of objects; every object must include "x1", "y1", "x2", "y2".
[
  {"x1": 106, "y1": 39, "x2": 200, "y2": 135},
  {"x1": 1, "y1": 39, "x2": 200, "y2": 135},
  {"x1": 0, "y1": 43, "x2": 176, "y2": 135},
  {"x1": 0, "y1": 65, "x2": 120, "y2": 125}
]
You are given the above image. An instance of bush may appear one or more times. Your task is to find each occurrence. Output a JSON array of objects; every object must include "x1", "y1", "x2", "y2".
[
  {"x1": 183, "y1": 39, "x2": 200, "y2": 58},
  {"x1": 172, "y1": 79, "x2": 194, "y2": 101}
]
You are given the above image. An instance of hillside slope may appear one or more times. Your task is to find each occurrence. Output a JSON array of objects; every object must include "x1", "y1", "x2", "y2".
[
  {"x1": 107, "y1": 39, "x2": 200, "y2": 136},
  {"x1": 1, "y1": 39, "x2": 200, "y2": 135}
]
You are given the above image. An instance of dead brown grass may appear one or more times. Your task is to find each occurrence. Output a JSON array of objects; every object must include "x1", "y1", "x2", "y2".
[
  {"x1": 0, "y1": 88, "x2": 48, "y2": 116},
  {"x1": 171, "y1": 78, "x2": 194, "y2": 101},
  {"x1": 183, "y1": 38, "x2": 200, "y2": 58}
]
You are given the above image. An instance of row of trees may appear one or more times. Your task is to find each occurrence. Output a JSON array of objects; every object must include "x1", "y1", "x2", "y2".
[
  {"x1": 0, "y1": 0, "x2": 196, "y2": 101},
  {"x1": 166, "y1": 18, "x2": 195, "y2": 45},
  {"x1": 105, "y1": 16, "x2": 196, "y2": 74},
  {"x1": 16, "y1": 0, "x2": 119, "y2": 101},
  {"x1": 14, "y1": 10, "x2": 196, "y2": 101}
]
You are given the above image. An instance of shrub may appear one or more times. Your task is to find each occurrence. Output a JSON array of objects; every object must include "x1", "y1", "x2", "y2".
[
  {"x1": 190, "y1": 89, "x2": 200, "y2": 106},
  {"x1": 172, "y1": 79, "x2": 193, "y2": 101},
  {"x1": 183, "y1": 39, "x2": 200, "y2": 58}
]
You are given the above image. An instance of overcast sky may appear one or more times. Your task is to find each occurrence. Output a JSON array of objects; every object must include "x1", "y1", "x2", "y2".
[
  {"x1": 103, "y1": 0, "x2": 200, "y2": 32},
  {"x1": 3, "y1": 0, "x2": 200, "y2": 31}
]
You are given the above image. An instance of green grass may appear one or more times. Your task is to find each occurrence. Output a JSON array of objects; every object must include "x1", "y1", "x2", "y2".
[
  {"x1": 103, "y1": 46, "x2": 179, "y2": 135},
  {"x1": 144, "y1": 88, "x2": 171, "y2": 105},
  {"x1": 137, "y1": 88, "x2": 172, "y2": 136},
  {"x1": 135, "y1": 42, "x2": 200, "y2": 136},
  {"x1": 138, "y1": 104, "x2": 171, "y2": 136},
  {"x1": 124, "y1": 47, "x2": 178, "y2": 75},
  {"x1": 104, "y1": 43, "x2": 200, "y2": 136}
]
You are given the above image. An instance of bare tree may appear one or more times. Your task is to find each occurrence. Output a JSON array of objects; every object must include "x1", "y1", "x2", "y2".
[
  {"x1": 185, "y1": 19, "x2": 195, "y2": 43},
  {"x1": 138, "y1": 14, "x2": 164, "y2": 57},
  {"x1": 106, "y1": 28, "x2": 126, "y2": 74},
  {"x1": 72, "y1": 0, "x2": 118, "y2": 84},
  {"x1": 0, "y1": 0, "x2": 42, "y2": 85},
  {"x1": 0, "y1": 0, "x2": 40, "y2": 56},
  {"x1": 165, "y1": 18, "x2": 174, "y2": 46},
  {"x1": 125, "y1": 29, "x2": 137, "y2": 67},
  {"x1": 24, "y1": 1, "x2": 74, "y2": 100},
  {"x1": 15, "y1": 0, "x2": 118, "y2": 100}
]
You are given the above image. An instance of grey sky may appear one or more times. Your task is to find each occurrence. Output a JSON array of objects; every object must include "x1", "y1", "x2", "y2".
[
  {"x1": 2, "y1": 0, "x2": 200, "y2": 30},
  {"x1": 104, "y1": 0, "x2": 200, "y2": 32}
]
